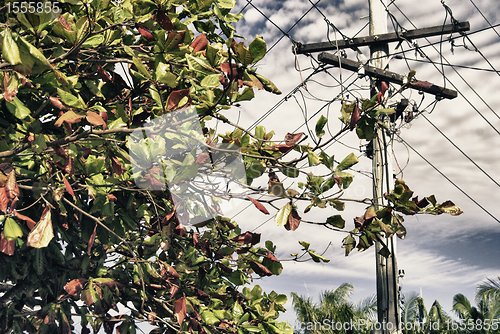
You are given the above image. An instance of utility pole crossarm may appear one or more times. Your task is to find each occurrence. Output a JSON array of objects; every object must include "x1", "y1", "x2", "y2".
[
  {"x1": 294, "y1": 21, "x2": 470, "y2": 54},
  {"x1": 318, "y1": 52, "x2": 458, "y2": 99}
]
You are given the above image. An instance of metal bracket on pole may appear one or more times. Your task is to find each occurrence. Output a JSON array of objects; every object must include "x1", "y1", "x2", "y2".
[
  {"x1": 318, "y1": 52, "x2": 458, "y2": 99},
  {"x1": 294, "y1": 21, "x2": 469, "y2": 54}
]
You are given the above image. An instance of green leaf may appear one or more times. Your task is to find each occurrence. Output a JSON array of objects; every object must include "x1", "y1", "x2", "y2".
[
  {"x1": 18, "y1": 36, "x2": 52, "y2": 69},
  {"x1": 200, "y1": 74, "x2": 221, "y2": 87},
  {"x1": 4, "y1": 218, "x2": 23, "y2": 240},
  {"x1": 33, "y1": 135, "x2": 47, "y2": 154},
  {"x1": 298, "y1": 241, "x2": 310, "y2": 250},
  {"x1": 57, "y1": 88, "x2": 86, "y2": 109},
  {"x1": 254, "y1": 73, "x2": 281, "y2": 94},
  {"x1": 374, "y1": 108, "x2": 395, "y2": 116},
  {"x1": 308, "y1": 250, "x2": 330, "y2": 263},
  {"x1": 315, "y1": 115, "x2": 327, "y2": 138},
  {"x1": 234, "y1": 42, "x2": 254, "y2": 66},
  {"x1": 232, "y1": 303, "x2": 244, "y2": 322},
  {"x1": 356, "y1": 115, "x2": 377, "y2": 141},
  {"x1": 81, "y1": 34, "x2": 105, "y2": 48},
  {"x1": 336, "y1": 153, "x2": 359, "y2": 171},
  {"x1": 334, "y1": 171, "x2": 354, "y2": 189},
  {"x1": 2, "y1": 29, "x2": 21, "y2": 65},
  {"x1": 274, "y1": 203, "x2": 291, "y2": 226},
  {"x1": 249, "y1": 35, "x2": 266, "y2": 63},
  {"x1": 235, "y1": 87, "x2": 254, "y2": 102},
  {"x1": 342, "y1": 234, "x2": 356, "y2": 256},
  {"x1": 326, "y1": 215, "x2": 345, "y2": 229},
  {"x1": 307, "y1": 151, "x2": 320, "y2": 166},
  {"x1": 6, "y1": 97, "x2": 31, "y2": 119},
  {"x1": 201, "y1": 310, "x2": 219, "y2": 325},
  {"x1": 217, "y1": 0, "x2": 235, "y2": 9},
  {"x1": 133, "y1": 57, "x2": 151, "y2": 79},
  {"x1": 255, "y1": 125, "x2": 266, "y2": 140}
]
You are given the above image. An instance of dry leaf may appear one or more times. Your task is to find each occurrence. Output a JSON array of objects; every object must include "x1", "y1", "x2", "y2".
[
  {"x1": 13, "y1": 210, "x2": 37, "y2": 230},
  {"x1": 27, "y1": 207, "x2": 54, "y2": 248},
  {"x1": 62, "y1": 175, "x2": 75, "y2": 199},
  {"x1": 49, "y1": 96, "x2": 70, "y2": 110},
  {"x1": 54, "y1": 110, "x2": 83, "y2": 127},
  {"x1": 5, "y1": 172, "x2": 19, "y2": 200},
  {"x1": 247, "y1": 196, "x2": 270, "y2": 215},
  {"x1": 0, "y1": 232, "x2": 15, "y2": 255},
  {"x1": 174, "y1": 297, "x2": 186, "y2": 326},
  {"x1": 86, "y1": 111, "x2": 106, "y2": 128},
  {"x1": 64, "y1": 278, "x2": 88, "y2": 296}
]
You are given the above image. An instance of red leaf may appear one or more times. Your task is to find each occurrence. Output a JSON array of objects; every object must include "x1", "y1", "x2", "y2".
[
  {"x1": 191, "y1": 34, "x2": 208, "y2": 52},
  {"x1": 156, "y1": 10, "x2": 174, "y2": 31},
  {"x1": 0, "y1": 187, "x2": 9, "y2": 214},
  {"x1": 111, "y1": 157, "x2": 126, "y2": 175},
  {"x1": 148, "y1": 312, "x2": 157, "y2": 325},
  {"x1": 284, "y1": 132, "x2": 304, "y2": 144},
  {"x1": 232, "y1": 231, "x2": 261, "y2": 245},
  {"x1": 137, "y1": 24, "x2": 155, "y2": 41},
  {"x1": 65, "y1": 156, "x2": 74, "y2": 176},
  {"x1": 0, "y1": 232, "x2": 15, "y2": 256},
  {"x1": 86, "y1": 111, "x2": 106, "y2": 128},
  {"x1": 62, "y1": 175, "x2": 75, "y2": 199},
  {"x1": 13, "y1": 210, "x2": 37, "y2": 230},
  {"x1": 2, "y1": 72, "x2": 17, "y2": 102},
  {"x1": 103, "y1": 320, "x2": 116, "y2": 334},
  {"x1": 64, "y1": 278, "x2": 89, "y2": 296},
  {"x1": 195, "y1": 152, "x2": 210, "y2": 164},
  {"x1": 17, "y1": 73, "x2": 34, "y2": 89},
  {"x1": 249, "y1": 260, "x2": 273, "y2": 276},
  {"x1": 350, "y1": 103, "x2": 360, "y2": 131},
  {"x1": 87, "y1": 223, "x2": 97, "y2": 255},
  {"x1": 165, "y1": 30, "x2": 186, "y2": 50},
  {"x1": 284, "y1": 208, "x2": 301, "y2": 231},
  {"x1": 96, "y1": 64, "x2": 112, "y2": 83},
  {"x1": 107, "y1": 194, "x2": 117, "y2": 202},
  {"x1": 52, "y1": 145, "x2": 68, "y2": 159},
  {"x1": 167, "y1": 89, "x2": 191, "y2": 111},
  {"x1": 99, "y1": 111, "x2": 108, "y2": 129},
  {"x1": 174, "y1": 297, "x2": 187, "y2": 326},
  {"x1": 160, "y1": 262, "x2": 180, "y2": 278},
  {"x1": 266, "y1": 251, "x2": 279, "y2": 262},
  {"x1": 247, "y1": 196, "x2": 270, "y2": 215},
  {"x1": 380, "y1": 81, "x2": 388, "y2": 96},
  {"x1": 5, "y1": 171, "x2": 19, "y2": 200},
  {"x1": 220, "y1": 63, "x2": 239, "y2": 77},
  {"x1": 54, "y1": 110, "x2": 84, "y2": 127},
  {"x1": 58, "y1": 15, "x2": 71, "y2": 30}
]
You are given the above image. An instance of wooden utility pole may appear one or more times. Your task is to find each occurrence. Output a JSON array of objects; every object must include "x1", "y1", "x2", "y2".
[
  {"x1": 369, "y1": 0, "x2": 401, "y2": 333},
  {"x1": 293, "y1": 2, "x2": 466, "y2": 334}
]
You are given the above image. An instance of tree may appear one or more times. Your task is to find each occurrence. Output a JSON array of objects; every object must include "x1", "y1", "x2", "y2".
[
  {"x1": 0, "y1": 0, "x2": 290, "y2": 333},
  {"x1": 453, "y1": 290, "x2": 500, "y2": 334},
  {"x1": 291, "y1": 283, "x2": 376, "y2": 334},
  {"x1": 0, "y1": 0, "x2": 464, "y2": 333}
]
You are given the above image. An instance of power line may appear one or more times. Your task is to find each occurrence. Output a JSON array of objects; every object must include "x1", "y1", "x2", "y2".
[
  {"x1": 396, "y1": 135, "x2": 500, "y2": 224},
  {"x1": 389, "y1": 1, "x2": 500, "y2": 130},
  {"x1": 468, "y1": 0, "x2": 500, "y2": 40},
  {"x1": 420, "y1": 113, "x2": 500, "y2": 188}
]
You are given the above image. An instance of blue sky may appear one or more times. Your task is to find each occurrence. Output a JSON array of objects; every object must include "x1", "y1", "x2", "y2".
[{"x1": 223, "y1": 0, "x2": 500, "y2": 325}]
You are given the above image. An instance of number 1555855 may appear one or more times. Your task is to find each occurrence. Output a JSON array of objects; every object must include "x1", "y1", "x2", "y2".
[{"x1": 7, "y1": 2, "x2": 61, "y2": 14}]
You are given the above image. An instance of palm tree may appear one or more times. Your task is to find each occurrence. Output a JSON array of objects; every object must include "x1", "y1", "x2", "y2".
[
  {"x1": 452, "y1": 285, "x2": 500, "y2": 334},
  {"x1": 400, "y1": 292, "x2": 451, "y2": 334},
  {"x1": 291, "y1": 283, "x2": 376, "y2": 334}
]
